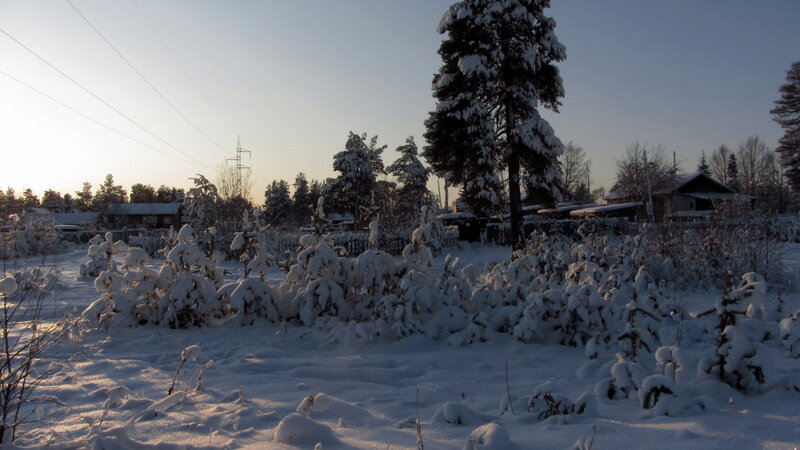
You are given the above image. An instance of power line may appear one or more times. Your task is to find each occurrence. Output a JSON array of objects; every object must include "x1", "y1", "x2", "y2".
[
  {"x1": 130, "y1": 0, "x2": 236, "y2": 136},
  {"x1": 0, "y1": 68, "x2": 198, "y2": 166},
  {"x1": 0, "y1": 25, "x2": 212, "y2": 169},
  {"x1": 66, "y1": 0, "x2": 229, "y2": 154}
]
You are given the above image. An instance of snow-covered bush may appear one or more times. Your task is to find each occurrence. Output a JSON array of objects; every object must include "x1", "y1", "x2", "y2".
[
  {"x1": 654, "y1": 345, "x2": 689, "y2": 387},
  {"x1": 618, "y1": 268, "x2": 662, "y2": 361},
  {"x1": 82, "y1": 225, "x2": 231, "y2": 329},
  {"x1": 638, "y1": 374, "x2": 678, "y2": 416},
  {"x1": 284, "y1": 234, "x2": 350, "y2": 325},
  {"x1": 526, "y1": 382, "x2": 593, "y2": 421},
  {"x1": 595, "y1": 354, "x2": 644, "y2": 400},
  {"x1": 1, "y1": 214, "x2": 66, "y2": 260},
  {"x1": 695, "y1": 272, "x2": 776, "y2": 393},
  {"x1": 79, "y1": 233, "x2": 123, "y2": 278},
  {"x1": 1, "y1": 266, "x2": 75, "y2": 444},
  {"x1": 780, "y1": 309, "x2": 800, "y2": 358}
]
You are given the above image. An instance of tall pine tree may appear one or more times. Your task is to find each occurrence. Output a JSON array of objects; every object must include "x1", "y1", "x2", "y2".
[
  {"x1": 772, "y1": 60, "x2": 800, "y2": 193},
  {"x1": 387, "y1": 136, "x2": 432, "y2": 219},
  {"x1": 332, "y1": 132, "x2": 385, "y2": 230},
  {"x1": 424, "y1": 0, "x2": 566, "y2": 250},
  {"x1": 264, "y1": 180, "x2": 291, "y2": 228}
]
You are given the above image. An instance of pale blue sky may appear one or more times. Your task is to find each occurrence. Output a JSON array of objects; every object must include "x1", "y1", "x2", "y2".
[{"x1": 1, "y1": 1, "x2": 798, "y2": 201}]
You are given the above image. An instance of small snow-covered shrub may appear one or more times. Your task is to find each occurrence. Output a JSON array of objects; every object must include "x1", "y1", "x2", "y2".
[
  {"x1": 655, "y1": 346, "x2": 689, "y2": 387},
  {"x1": 780, "y1": 309, "x2": 800, "y2": 358},
  {"x1": 595, "y1": 354, "x2": 644, "y2": 400},
  {"x1": 0, "y1": 214, "x2": 65, "y2": 260},
  {"x1": 527, "y1": 388, "x2": 594, "y2": 421},
  {"x1": 81, "y1": 225, "x2": 230, "y2": 330},
  {"x1": 618, "y1": 268, "x2": 663, "y2": 361},
  {"x1": 638, "y1": 375, "x2": 678, "y2": 415},
  {"x1": 79, "y1": 233, "x2": 123, "y2": 278},
  {"x1": 695, "y1": 272, "x2": 776, "y2": 393},
  {"x1": 1, "y1": 266, "x2": 74, "y2": 443}
]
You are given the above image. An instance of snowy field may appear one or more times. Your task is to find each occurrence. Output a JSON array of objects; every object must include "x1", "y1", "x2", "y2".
[{"x1": 6, "y1": 242, "x2": 800, "y2": 449}]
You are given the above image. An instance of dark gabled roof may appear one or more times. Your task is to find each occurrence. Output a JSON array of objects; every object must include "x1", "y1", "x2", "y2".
[
  {"x1": 106, "y1": 203, "x2": 182, "y2": 216},
  {"x1": 52, "y1": 212, "x2": 99, "y2": 225},
  {"x1": 570, "y1": 202, "x2": 643, "y2": 216},
  {"x1": 656, "y1": 172, "x2": 733, "y2": 195}
]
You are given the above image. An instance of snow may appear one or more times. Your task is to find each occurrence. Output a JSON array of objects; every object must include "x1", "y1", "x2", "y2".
[{"x1": 5, "y1": 243, "x2": 800, "y2": 449}]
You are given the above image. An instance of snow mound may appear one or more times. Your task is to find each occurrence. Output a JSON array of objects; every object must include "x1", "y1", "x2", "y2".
[
  {"x1": 431, "y1": 401, "x2": 487, "y2": 426},
  {"x1": 464, "y1": 422, "x2": 517, "y2": 450},
  {"x1": 274, "y1": 413, "x2": 337, "y2": 446}
]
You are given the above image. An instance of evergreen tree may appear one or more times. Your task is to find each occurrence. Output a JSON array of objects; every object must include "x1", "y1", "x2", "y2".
[
  {"x1": 726, "y1": 154, "x2": 741, "y2": 192},
  {"x1": 130, "y1": 183, "x2": 157, "y2": 203},
  {"x1": 63, "y1": 193, "x2": 74, "y2": 212},
  {"x1": 308, "y1": 179, "x2": 323, "y2": 214},
  {"x1": 332, "y1": 132, "x2": 385, "y2": 229},
  {"x1": 3, "y1": 188, "x2": 22, "y2": 216},
  {"x1": 771, "y1": 60, "x2": 800, "y2": 193},
  {"x1": 387, "y1": 136, "x2": 432, "y2": 219},
  {"x1": 292, "y1": 172, "x2": 312, "y2": 226},
  {"x1": 264, "y1": 180, "x2": 292, "y2": 228},
  {"x1": 93, "y1": 174, "x2": 127, "y2": 211},
  {"x1": 424, "y1": 0, "x2": 566, "y2": 250},
  {"x1": 697, "y1": 151, "x2": 710, "y2": 175},
  {"x1": 75, "y1": 182, "x2": 93, "y2": 212},
  {"x1": 42, "y1": 190, "x2": 65, "y2": 212},
  {"x1": 22, "y1": 188, "x2": 40, "y2": 212},
  {"x1": 155, "y1": 185, "x2": 184, "y2": 203}
]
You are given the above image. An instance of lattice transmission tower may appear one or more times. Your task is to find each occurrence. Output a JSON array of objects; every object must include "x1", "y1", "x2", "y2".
[{"x1": 227, "y1": 136, "x2": 251, "y2": 198}]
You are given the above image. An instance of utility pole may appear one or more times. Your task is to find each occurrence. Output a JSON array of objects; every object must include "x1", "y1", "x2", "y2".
[
  {"x1": 227, "y1": 136, "x2": 251, "y2": 199},
  {"x1": 644, "y1": 149, "x2": 655, "y2": 223}
]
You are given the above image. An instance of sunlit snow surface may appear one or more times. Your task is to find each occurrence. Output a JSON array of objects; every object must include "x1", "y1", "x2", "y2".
[{"x1": 11, "y1": 244, "x2": 800, "y2": 448}]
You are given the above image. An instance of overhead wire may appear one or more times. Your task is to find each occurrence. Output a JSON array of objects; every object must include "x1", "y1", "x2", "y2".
[
  {"x1": 0, "y1": 68, "x2": 198, "y2": 167},
  {"x1": 130, "y1": 0, "x2": 237, "y2": 137},
  {"x1": 66, "y1": 0, "x2": 229, "y2": 154},
  {"x1": 0, "y1": 25, "x2": 213, "y2": 169}
]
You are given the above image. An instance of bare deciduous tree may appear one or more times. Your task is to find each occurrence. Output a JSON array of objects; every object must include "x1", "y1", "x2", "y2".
[
  {"x1": 559, "y1": 142, "x2": 591, "y2": 202},
  {"x1": 216, "y1": 162, "x2": 253, "y2": 203},
  {"x1": 710, "y1": 145, "x2": 731, "y2": 185},
  {"x1": 737, "y1": 136, "x2": 773, "y2": 196},
  {"x1": 612, "y1": 142, "x2": 675, "y2": 202}
]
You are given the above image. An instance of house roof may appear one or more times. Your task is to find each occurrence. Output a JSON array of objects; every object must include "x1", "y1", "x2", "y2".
[
  {"x1": 538, "y1": 203, "x2": 595, "y2": 214},
  {"x1": 656, "y1": 171, "x2": 733, "y2": 195},
  {"x1": 569, "y1": 202, "x2": 643, "y2": 217},
  {"x1": 606, "y1": 171, "x2": 734, "y2": 201},
  {"x1": 106, "y1": 203, "x2": 182, "y2": 215},
  {"x1": 52, "y1": 212, "x2": 99, "y2": 225}
]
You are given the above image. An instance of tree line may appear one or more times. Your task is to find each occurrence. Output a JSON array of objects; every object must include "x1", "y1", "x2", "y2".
[
  {"x1": 0, "y1": 173, "x2": 185, "y2": 218},
  {"x1": 262, "y1": 133, "x2": 432, "y2": 232}
]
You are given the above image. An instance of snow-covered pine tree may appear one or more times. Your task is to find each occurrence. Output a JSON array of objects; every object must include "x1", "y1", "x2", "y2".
[
  {"x1": 696, "y1": 272, "x2": 775, "y2": 393},
  {"x1": 332, "y1": 132, "x2": 386, "y2": 230},
  {"x1": 386, "y1": 136, "x2": 432, "y2": 224},
  {"x1": 79, "y1": 232, "x2": 122, "y2": 278},
  {"x1": 292, "y1": 172, "x2": 312, "y2": 226},
  {"x1": 618, "y1": 268, "x2": 662, "y2": 361},
  {"x1": 780, "y1": 309, "x2": 800, "y2": 358},
  {"x1": 424, "y1": 0, "x2": 566, "y2": 250},
  {"x1": 771, "y1": 60, "x2": 800, "y2": 192},
  {"x1": 264, "y1": 180, "x2": 292, "y2": 229},
  {"x1": 184, "y1": 175, "x2": 221, "y2": 233}
]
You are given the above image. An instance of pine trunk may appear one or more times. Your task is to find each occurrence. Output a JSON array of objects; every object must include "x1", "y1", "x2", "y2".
[{"x1": 506, "y1": 98, "x2": 524, "y2": 252}]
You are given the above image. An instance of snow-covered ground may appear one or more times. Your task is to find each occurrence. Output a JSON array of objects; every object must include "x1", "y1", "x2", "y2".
[{"x1": 7, "y1": 245, "x2": 800, "y2": 449}]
